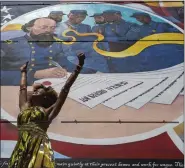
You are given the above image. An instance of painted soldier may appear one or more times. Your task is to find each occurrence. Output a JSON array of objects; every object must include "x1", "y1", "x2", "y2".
[
  {"x1": 1, "y1": 17, "x2": 67, "y2": 86},
  {"x1": 90, "y1": 13, "x2": 109, "y2": 51},
  {"x1": 56, "y1": 10, "x2": 107, "y2": 73},
  {"x1": 103, "y1": 10, "x2": 133, "y2": 52},
  {"x1": 48, "y1": 11, "x2": 66, "y2": 36},
  {"x1": 130, "y1": 12, "x2": 179, "y2": 38}
]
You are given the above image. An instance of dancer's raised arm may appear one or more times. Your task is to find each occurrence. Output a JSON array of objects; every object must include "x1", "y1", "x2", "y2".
[
  {"x1": 47, "y1": 53, "x2": 85, "y2": 121},
  {"x1": 19, "y1": 61, "x2": 29, "y2": 110}
]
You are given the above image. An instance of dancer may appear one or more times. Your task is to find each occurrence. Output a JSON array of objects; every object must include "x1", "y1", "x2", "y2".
[{"x1": 8, "y1": 53, "x2": 85, "y2": 168}]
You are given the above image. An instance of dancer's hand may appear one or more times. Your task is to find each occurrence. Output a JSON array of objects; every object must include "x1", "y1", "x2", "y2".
[
  {"x1": 77, "y1": 53, "x2": 86, "y2": 66},
  {"x1": 20, "y1": 61, "x2": 29, "y2": 73}
]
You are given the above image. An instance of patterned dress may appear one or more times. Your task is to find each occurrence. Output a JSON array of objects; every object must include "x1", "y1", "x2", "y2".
[{"x1": 8, "y1": 106, "x2": 55, "y2": 168}]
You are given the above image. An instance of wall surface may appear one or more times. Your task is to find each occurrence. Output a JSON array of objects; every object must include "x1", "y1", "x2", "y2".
[{"x1": 1, "y1": 0, "x2": 184, "y2": 162}]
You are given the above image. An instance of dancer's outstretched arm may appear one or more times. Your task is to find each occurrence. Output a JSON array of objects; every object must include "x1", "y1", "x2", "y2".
[
  {"x1": 19, "y1": 61, "x2": 29, "y2": 110},
  {"x1": 47, "y1": 53, "x2": 85, "y2": 121}
]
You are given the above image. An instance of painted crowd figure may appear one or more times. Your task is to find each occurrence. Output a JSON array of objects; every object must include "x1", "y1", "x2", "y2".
[
  {"x1": 126, "y1": 12, "x2": 180, "y2": 41},
  {"x1": 90, "y1": 13, "x2": 109, "y2": 51},
  {"x1": 56, "y1": 10, "x2": 109, "y2": 73},
  {"x1": 48, "y1": 11, "x2": 66, "y2": 36}
]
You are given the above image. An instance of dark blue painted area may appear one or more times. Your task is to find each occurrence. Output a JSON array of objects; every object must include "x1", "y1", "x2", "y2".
[{"x1": 107, "y1": 44, "x2": 184, "y2": 73}]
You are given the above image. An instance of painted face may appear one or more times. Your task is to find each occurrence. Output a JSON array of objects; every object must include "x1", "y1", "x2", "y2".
[
  {"x1": 74, "y1": 14, "x2": 86, "y2": 24},
  {"x1": 103, "y1": 13, "x2": 117, "y2": 23},
  {"x1": 135, "y1": 16, "x2": 151, "y2": 24},
  {"x1": 30, "y1": 18, "x2": 56, "y2": 47},
  {"x1": 49, "y1": 14, "x2": 64, "y2": 22},
  {"x1": 31, "y1": 18, "x2": 56, "y2": 35},
  {"x1": 115, "y1": 13, "x2": 122, "y2": 21},
  {"x1": 68, "y1": 13, "x2": 86, "y2": 24},
  {"x1": 94, "y1": 16, "x2": 105, "y2": 24}
]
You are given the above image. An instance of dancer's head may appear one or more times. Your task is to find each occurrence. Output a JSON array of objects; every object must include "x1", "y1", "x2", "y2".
[{"x1": 28, "y1": 83, "x2": 58, "y2": 108}]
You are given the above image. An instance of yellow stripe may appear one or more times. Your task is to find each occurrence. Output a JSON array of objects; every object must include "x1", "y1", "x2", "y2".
[
  {"x1": 160, "y1": 2, "x2": 184, "y2": 7},
  {"x1": 93, "y1": 33, "x2": 184, "y2": 58},
  {"x1": 54, "y1": 28, "x2": 77, "y2": 45},
  {"x1": 3, "y1": 26, "x2": 183, "y2": 59},
  {"x1": 59, "y1": 29, "x2": 184, "y2": 58},
  {"x1": 143, "y1": 0, "x2": 160, "y2": 7},
  {"x1": 1, "y1": 24, "x2": 22, "y2": 32},
  {"x1": 54, "y1": 28, "x2": 104, "y2": 45}
]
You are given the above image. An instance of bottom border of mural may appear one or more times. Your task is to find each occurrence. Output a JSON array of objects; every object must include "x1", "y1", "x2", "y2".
[{"x1": 0, "y1": 158, "x2": 184, "y2": 168}]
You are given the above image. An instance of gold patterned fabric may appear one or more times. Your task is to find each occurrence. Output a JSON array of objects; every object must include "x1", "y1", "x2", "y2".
[{"x1": 8, "y1": 106, "x2": 55, "y2": 168}]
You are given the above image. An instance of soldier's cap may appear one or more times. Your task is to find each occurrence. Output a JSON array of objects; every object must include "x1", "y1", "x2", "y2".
[
  {"x1": 103, "y1": 10, "x2": 122, "y2": 15},
  {"x1": 89, "y1": 13, "x2": 103, "y2": 17},
  {"x1": 49, "y1": 11, "x2": 66, "y2": 15},
  {"x1": 70, "y1": 10, "x2": 88, "y2": 15},
  {"x1": 131, "y1": 12, "x2": 151, "y2": 18}
]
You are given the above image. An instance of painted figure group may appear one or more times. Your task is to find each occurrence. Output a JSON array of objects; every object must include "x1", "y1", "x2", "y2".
[{"x1": 1, "y1": 9, "x2": 182, "y2": 86}]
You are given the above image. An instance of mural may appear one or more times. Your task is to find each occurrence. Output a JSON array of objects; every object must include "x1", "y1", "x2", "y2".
[{"x1": 1, "y1": 1, "x2": 184, "y2": 162}]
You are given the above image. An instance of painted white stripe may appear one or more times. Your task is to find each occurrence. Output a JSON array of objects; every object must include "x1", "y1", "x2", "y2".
[
  {"x1": 167, "y1": 129, "x2": 184, "y2": 154},
  {"x1": 1, "y1": 108, "x2": 183, "y2": 145}
]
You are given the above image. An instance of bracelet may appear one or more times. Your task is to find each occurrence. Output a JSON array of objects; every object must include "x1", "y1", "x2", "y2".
[
  {"x1": 21, "y1": 70, "x2": 27, "y2": 73},
  {"x1": 75, "y1": 69, "x2": 80, "y2": 73},
  {"x1": 76, "y1": 65, "x2": 83, "y2": 71},
  {"x1": 62, "y1": 87, "x2": 69, "y2": 93},
  {"x1": 20, "y1": 86, "x2": 27, "y2": 91},
  {"x1": 77, "y1": 65, "x2": 82, "y2": 68}
]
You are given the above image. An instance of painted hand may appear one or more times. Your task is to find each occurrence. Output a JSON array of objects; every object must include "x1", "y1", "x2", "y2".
[{"x1": 34, "y1": 67, "x2": 67, "y2": 79}]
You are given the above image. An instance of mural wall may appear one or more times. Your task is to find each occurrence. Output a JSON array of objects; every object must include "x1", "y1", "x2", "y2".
[{"x1": 1, "y1": 0, "x2": 184, "y2": 162}]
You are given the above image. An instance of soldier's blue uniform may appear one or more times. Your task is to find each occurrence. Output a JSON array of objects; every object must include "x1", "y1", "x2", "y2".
[
  {"x1": 103, "y1": 10, "x2": 132, "y2": 44},
  {"x1": 56, "y1": 10, "x2": 109, "y2": 73},
  {"x1": 91, "y1": 13, "x2": 105, "y2": 32},
  {"x1": 102, "y1": 10, "x2": 135, "y2": 72},
  {"x1": 103, "y1": 12, "x2": 183, "y2": 73},
  {"x1": 125, "y1": 23, "x2": 142, "y2": 41},
  {"x1": 90, "y1": 13, "x2": 109, "y2": 51},
  {"x1": 130, "y1": 12, "x2": 180, "y2": 39},
  {"x1": 1, "y1": 35, "x2": 67, "y2": 86},
  {"x1": 56, "y1": 10, "x2": 91, "y2": 37}
]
